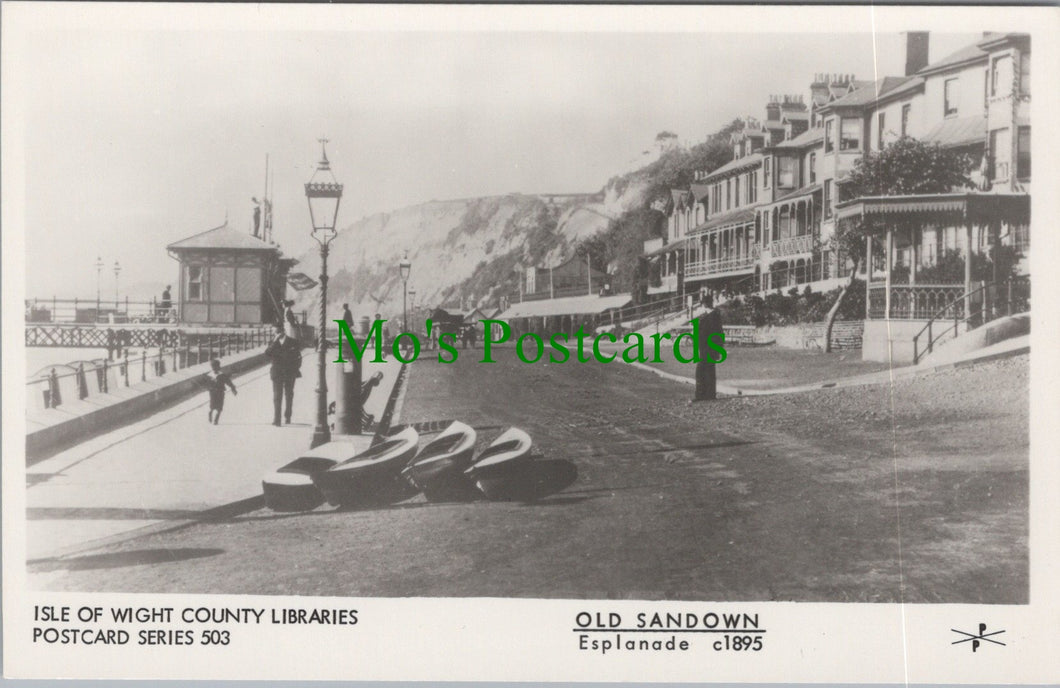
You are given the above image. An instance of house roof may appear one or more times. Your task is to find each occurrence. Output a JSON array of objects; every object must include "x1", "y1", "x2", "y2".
[
  {"x1": 771, "y1": 127, "x2": 824, "y2": 150},
  {"x1": 499, "y1": 293, "x2": 633, "y2": 319},
  {"x1": 766, "y1": 183, "x2": 822, "y2": 206},
  {"x1": 826, "y1": 75, "x2": 922, "y2": 109},
  {"x1": 918, "y1": 37, "x2": 993, "y2": 76},
  {"x1": 167, "y1": 223, "x2": 280, "y2": 252},
  {"x1": 671, "y1": 188, "x2": 691, "y2": 208},
  {"x1": 921, "y1": 115, "x2": 986, "y2": 148},
  {"x1": 703, "y1": 152, "x2": 763, "y2": 181},
  {"x1": 690, "y1": 207, "x2": 756, "y2": 235},
  {"x1": 689, "y1": 182, "x2": 712, "y2": 202}
]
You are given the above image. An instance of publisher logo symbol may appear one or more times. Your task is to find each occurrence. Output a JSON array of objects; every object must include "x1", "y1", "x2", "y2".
[{"x1": 952, "y1": 623, "x2": 1006, "y2": 652}]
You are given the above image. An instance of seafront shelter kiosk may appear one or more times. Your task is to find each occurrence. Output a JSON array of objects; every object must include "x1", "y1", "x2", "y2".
[{"x1": 167, "y1": 222, "x2": 295, "y2": 325}]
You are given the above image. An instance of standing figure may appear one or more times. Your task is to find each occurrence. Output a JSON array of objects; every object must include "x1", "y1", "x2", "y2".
[
  {"x1": 204, "y1": 358, "x2": 237, "y2": 425},
  {"x1": 160, "y1": 285, "x2": 172, "y2": 322},
  {"x1": 341, "y1": 303, "x2": 354, "y2": 327},
  {"x1": 266, "y1": 323, "x2": 302, "y2": 426},
  {"x1": 694, "y1": 292, "x2": 723, "y2": 402}
]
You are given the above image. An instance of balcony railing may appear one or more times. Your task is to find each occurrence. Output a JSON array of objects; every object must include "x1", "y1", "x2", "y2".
[
  {"x1": 769, "y1": 234, "x2": 815, "y2": 257},
  {"x1": 866, "y1": 283, "x2": 966, "y2": 320},
  {"x1": 685, "y1": 254, "x2": 757, "y2": 280}
]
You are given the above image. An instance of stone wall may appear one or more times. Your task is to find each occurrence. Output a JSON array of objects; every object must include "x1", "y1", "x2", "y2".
[{"x1": 723, "y1": 321, "x2": 864, "y2": 351}]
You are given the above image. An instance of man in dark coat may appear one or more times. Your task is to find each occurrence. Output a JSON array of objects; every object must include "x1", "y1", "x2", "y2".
[
  {"x1": 266, "y1": 323, "x2": 302, "y2": 425},
  {"x1": 694, "y1": 292, "x2": 723, "y2": 402}
]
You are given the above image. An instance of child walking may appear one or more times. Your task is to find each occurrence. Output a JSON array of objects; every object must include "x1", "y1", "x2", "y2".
[{"x1": 204, "y1": 358, "x2": 237, "y2": 425}]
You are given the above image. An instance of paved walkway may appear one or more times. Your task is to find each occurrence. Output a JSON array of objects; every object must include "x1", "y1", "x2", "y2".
[
  {"x1": 630, "y1": 334, "x2": 1030, "y2": 396},
  {"x1": 25, "y1": 353, "x2": 402, "y2": 560}
]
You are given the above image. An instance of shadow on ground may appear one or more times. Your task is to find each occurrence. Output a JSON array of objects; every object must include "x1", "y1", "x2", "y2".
[{"x1": 29, "y1": 548, "x2": 224, "y2": 572}]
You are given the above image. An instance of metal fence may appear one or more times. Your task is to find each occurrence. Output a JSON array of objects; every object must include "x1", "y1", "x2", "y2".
[{"x1": 27, "y1": 328, "x2": 273, "y2": 413}]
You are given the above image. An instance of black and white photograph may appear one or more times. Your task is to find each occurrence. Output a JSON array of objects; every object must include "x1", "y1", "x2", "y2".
[{"x1": 3, "y1": 2, "x2": 1057, "y2": 683}]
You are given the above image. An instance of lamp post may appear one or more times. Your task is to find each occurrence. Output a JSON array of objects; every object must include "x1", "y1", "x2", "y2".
[
  {"x1": 399, "y1": 251, "x2": 411, "y2": 332},
  {"x1": 113, "y1": 260, "x2": 121, "y2": 307},
  {"x1": 95, "y1": 256, "x2": 104, "y2": 315},
  {"x1": 305, "y1": 137, "x2": 343, "y2": 449},
  {"x1": 408, "y1": 288, "x2": 416, "y2": 327}
]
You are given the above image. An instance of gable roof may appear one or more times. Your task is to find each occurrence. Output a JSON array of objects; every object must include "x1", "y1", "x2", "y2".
[{"x1": 167, "y1": 223, "x2": 280, "y2": 252}]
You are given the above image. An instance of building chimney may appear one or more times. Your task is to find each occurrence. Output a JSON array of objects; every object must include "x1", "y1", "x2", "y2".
[
  {"x1": 810, "y1": 73, "x2": 830, "y2": 104},
  {"x1": 765, "y1": 95, "x2": 781, "y2": 122},
  {"x1": 904, "y1": 31, "x2": 929, "y2": 75}
]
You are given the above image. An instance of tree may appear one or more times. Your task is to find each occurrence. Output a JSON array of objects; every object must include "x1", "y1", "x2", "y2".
[{"x1": 823, "y1": 137, "x2": 975, "y2": 352}]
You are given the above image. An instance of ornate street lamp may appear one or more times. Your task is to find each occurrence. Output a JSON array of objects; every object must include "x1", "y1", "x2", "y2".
[
  {"x1": 95, "y1": 256, "x2": 104, "y2": 315},
  {"x1": 305, "y1": 137, "x2": 343, "y2": 449},
  {"x1": 399, "y1": 251, "x2": 411, "y2": 331}
]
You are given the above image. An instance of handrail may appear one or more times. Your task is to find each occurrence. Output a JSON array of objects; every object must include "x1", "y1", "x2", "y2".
[
  {"x1": 912, "y1": 276, "x2": 1029, "y2": 364},
  {"x1": 27, "y1": 327, "x2": 274, "y2": 410}
]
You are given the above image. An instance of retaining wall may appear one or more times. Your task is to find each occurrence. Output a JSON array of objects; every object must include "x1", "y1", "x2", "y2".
[{"x1": 26, "y1": 347, "x2": 274, "y2": 462}]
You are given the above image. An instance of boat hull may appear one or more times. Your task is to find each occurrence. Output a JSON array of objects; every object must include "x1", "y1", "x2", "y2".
[{"x1": 262, "y1": 456, "x2": 338, "y2": 512}]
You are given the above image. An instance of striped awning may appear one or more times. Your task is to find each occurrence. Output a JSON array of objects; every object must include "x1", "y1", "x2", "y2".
[{"x1": 835, "y1": 193, "x2": 1030, "y2": 225}]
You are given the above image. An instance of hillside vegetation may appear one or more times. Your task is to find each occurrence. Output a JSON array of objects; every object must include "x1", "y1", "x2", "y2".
[{"x1": 293, "y1": 119, "x2": 744, "y2": 319}]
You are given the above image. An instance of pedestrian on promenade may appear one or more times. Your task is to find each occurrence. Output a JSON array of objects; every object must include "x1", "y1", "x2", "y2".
[
  {"x1": 376, "y1": 313, "x2": 389, "y2": 354},
  {"x1": 266, "y1": 323, "x2": 302, "y2": 426},
  {"x1": 694, "y1": 291, "x2": 723, "y2": 402},
  {"x1": 342, "y1": 303, "x2": 353, "y2": 327},
  {"x1": 204, "y1": 358, "x2": 237, "y2": 425}
]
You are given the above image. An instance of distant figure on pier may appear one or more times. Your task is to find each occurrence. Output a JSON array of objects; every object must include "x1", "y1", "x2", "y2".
[
  {"x1": 160, "y1": 286, "x2": 172, "y2": 322},
  {"x1": 266, "y1": 323, "x2": 302, "y2": 426},
  {"x1": 204, "y1": 358, "x2": 237, "y2": 425}
]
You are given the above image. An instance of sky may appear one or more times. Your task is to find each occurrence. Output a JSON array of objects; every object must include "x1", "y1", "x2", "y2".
[{"x1": 13, "y1": 19, "x2": 982, "y2": 297}]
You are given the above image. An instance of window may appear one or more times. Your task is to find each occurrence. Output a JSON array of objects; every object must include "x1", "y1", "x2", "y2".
[
  {"x1": 991, "y1": 55, "x2": 1012, "y2": 97},
  {"x1": 734, "y1": 175, "x2": 741, "y2": 207},
  {"x1": 187, "y1": 265, "x2": 204, "y2": 301},
  {"x1": 877, "y1": 112, "x2": 886, "y2": 150},
  {"x1": 726, "y1": 179, "x2": 731, "y2": 210},
  {"x1": 1019, "y1": 52, "x2": 1030, "y2": 96},
  {"x1": 839, "y1": 118, "x2": 861, "y2": 151},
  {"x1": 749, "y1": 171, "x2": 757, "y2": 203},
  {"x1": 763, "y1": 157, "x2": 772, "y2": 188},
  {"x1": 901, "y1": 104, "x2": 911, "y2": 137},
  {"x1": 778, "y1": 157, "x2": 795, "y2": 188},
  {"x1": 989, "y1": 128, "x2": 1011, "y2": 181},
  {"x1": 824, "y1": 119, "x2": 834, "y2": 153},
  {"x1": 808, "y1": 153, "x2": 817, "y2": 183},
  {"x1": 1017, "y1": 127, "x2": 1031, "y2": 179},
  {"x1": 823, "y1": 180, "x2": 832, "y2": 219},
  {"x1": 944, "y1": 78, "x2": 959, "y2": 116}
]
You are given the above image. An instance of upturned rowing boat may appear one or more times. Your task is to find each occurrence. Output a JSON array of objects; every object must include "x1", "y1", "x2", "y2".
[
  {"x1": 312, "y1": 425, "x2": 420, "y2": 507},
  {"x1": 402, "y1": 420, "x2": 478, "y2": 501}
]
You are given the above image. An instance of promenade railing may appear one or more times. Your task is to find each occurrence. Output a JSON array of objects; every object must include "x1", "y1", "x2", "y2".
[{"x1": 27, "y1": 327, "x2": 274, "y2": 412}]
